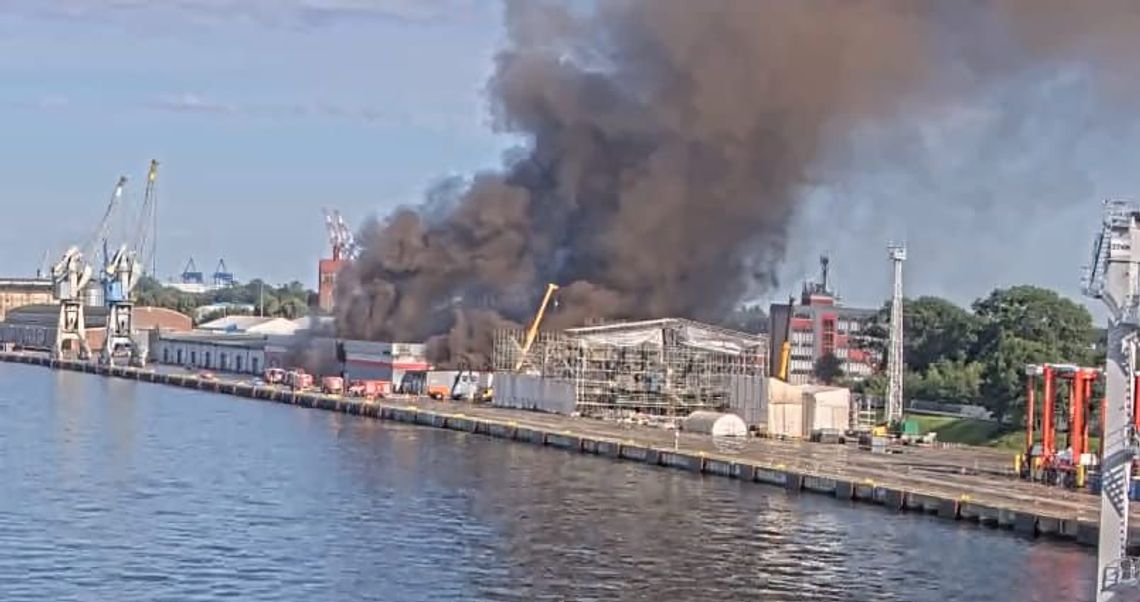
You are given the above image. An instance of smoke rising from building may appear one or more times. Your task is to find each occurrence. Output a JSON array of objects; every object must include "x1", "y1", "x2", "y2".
[{"x1": 335, "y1": 0, "x2": 1140, "y2": 366}]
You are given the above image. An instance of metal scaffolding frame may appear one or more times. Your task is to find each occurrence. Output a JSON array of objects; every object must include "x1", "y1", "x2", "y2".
[{"x1": 493, "y1": 318, "x2": 767, "y2": 417}]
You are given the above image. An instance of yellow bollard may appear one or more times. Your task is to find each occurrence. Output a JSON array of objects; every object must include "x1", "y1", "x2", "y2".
[
  {"x1": 1014, "y1": 454, "x2": 1022, "y2": 475},
  {"x1": 1076, "y1": 465, "x2": 1087, "y2": 489}
]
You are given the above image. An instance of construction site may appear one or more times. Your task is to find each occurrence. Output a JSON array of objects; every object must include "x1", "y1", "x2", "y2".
[{"x1": 491, "y1": 317, "x2": 767, "y2": 419}]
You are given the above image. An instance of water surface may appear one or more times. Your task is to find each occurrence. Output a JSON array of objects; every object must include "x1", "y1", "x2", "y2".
[{"x1": 0, "y1": 362, "x2": 1094, "y2": 601}]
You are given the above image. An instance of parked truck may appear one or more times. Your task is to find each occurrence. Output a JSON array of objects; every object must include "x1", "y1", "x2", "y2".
[
  {"x1": 347, "y1": 379, "x2": 389, "y2": 399},
  {"x1": 320, "y1": 376, "x2": 344, "y2": 395},
  {"x1": 286, "y1": 369, "x2": 314, "y2": 391},
  {"x1": 263, "y1": 367, "x2": 286, "y2": 385},
  {"x1": 451, "y1": 371, "x2": 494, "y2": 402}
]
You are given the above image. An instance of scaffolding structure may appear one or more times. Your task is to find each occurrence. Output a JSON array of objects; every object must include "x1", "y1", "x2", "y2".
[{"x1": 493, "y1": 318, "x2": 767, "y2": 417}]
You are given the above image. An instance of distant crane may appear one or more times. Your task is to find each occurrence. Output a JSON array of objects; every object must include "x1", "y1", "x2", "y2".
[
  {"x1": 318, "y1": 208, "x2": 359, "y2": 312},
  {"x1": 181, "y1": 257, "x2": 204, "y2": 285},
  {"x1": 50, "y1": 246, "x2": 94, "y2": 360},
  {"x1": 212, "y1": 258, "x2": 235, "y2": 288},
  {"x1": 323, "y1": 208, "x2": 360, "y2": 261},
  {"x1": 885, "y1": 244, "x2": 907, "y2": 426}
]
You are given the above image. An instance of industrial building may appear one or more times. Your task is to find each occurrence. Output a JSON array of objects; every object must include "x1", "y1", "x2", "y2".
[
  {"x1": 152, "y1": 331, "x2": 268, "y2": 374},
  {"x1": 492, "y1": 318, "x2": 767, "y2": 417},
  {"x1": 341, "y1": 340, "x2": 430, "y2": 382},
  {"x1": 0, "y1": 305, "x2": 192, "y2": 353},
  {"x1": 768, "y1": 256, "x2": 879, "y2": 385},
  {"x1": 0, "y1": 278, "x2": 54, "y2": 322}
]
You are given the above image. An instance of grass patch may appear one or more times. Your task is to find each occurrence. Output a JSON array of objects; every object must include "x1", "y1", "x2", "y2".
[
  {"x1": 905, "y1": 413, "x2": 1101, "y2": 451},
  {"x1": 907, "y1": 414, "x2": 1006, "y2": 446}
]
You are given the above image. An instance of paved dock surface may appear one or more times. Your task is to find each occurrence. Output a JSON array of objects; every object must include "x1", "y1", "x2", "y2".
[{"x1": 3, "y1": 351, "x2": 1133, "y2": 549}]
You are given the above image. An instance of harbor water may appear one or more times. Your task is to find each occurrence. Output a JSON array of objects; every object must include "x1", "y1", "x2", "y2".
[{"x1": 0, "y1": 362, "x2": 1095, "y2": 601}]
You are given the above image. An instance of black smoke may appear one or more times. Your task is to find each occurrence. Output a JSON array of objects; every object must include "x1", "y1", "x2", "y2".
[{"x1": 335, "y1": 0, "x2": 1140, "y2": 366}]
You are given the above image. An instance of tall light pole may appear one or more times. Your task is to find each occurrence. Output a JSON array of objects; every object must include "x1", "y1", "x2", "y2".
[{"x1": 886, "y1": 244, "x2": 907, "y2": 425}]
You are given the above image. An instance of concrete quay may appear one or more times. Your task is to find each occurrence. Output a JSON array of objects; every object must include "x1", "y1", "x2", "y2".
[{"x1": 2, "y1": 350, "x2": 1131, "y2": 551}]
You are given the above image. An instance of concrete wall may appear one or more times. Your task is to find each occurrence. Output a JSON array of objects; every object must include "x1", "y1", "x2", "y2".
[{"x1": 492, "y1": 374, "x2": 576, "y2": 414}]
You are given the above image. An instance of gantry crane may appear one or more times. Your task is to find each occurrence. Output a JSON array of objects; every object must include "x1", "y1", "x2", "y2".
[
  {"x1": 50, "y1": 246, "x2": 94, "y2": 360},
  {"x1": 100, "y1": 160, "x2": 159, "y2": 367},
  {"x1": 1083, "y1": 200, "x2": 1140, "y2": 601}
]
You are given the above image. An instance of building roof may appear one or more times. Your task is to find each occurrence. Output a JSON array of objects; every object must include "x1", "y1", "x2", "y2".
[
  {"x1": 157, "y1": 330, "x2": 269, "y2": 349},
  {"x1": 1, "y1": 304, "x2": 192, "y2": 331},
  {"x1": 291, "y1": 314, "x2": 336, "y2": 333},
  {"x1": 0, "y1": 278, "x2": 52, "y2": 289},
  {"x1": 197, "y1": 315, "x2": 298, "y2": 334},
  {"x1": 564, "y1": 317, "x2": 766, "y2": 355}
]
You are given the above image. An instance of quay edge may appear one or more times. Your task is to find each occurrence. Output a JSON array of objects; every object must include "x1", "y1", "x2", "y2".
[{"x1": 0, "y1": 351, "x2": 1127, "y2": 551}]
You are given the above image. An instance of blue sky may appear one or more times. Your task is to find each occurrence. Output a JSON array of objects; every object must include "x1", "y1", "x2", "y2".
[
  {"x1": 1, "y1": 0, "x2": 1136, "y2": 318},
  {"x1": 0, "y1": 0, "x2": 511, "y2": 287}
]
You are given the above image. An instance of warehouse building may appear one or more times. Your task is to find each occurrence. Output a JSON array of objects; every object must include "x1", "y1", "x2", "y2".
[
  {"x1": 0, "y1": 304, "x2": 192, "y2": 352},
  {"x1": 768, "y1": 256, "x2": 879, "y2": 385},
  {"x1": 0, "y1": 278, "x2": 54, "y2": 322},
  {"x1": 151, "y1": 331, "x2": 268, "y2": 374}
]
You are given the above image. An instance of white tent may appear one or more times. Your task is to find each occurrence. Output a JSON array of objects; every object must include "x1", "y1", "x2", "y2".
[{"x1": 682, "y1": 411, "x2": 749, "y2": 437}]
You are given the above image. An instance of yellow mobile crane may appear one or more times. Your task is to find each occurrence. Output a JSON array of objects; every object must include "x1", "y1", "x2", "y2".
[
  {"x1": 515, "y1": 283, "x2": 560, "y2": 372},
  {"x1": 776, "y1": 296, "x2": 795, "y2": 382}
]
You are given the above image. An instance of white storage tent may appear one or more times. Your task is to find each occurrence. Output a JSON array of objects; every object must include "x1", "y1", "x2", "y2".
[{"x1": 682, "y1": 411, "x2": 749, "y2": 437}]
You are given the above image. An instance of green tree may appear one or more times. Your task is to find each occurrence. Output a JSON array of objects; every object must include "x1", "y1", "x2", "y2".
[
  {"x1": 906, "y1": 359, "x2": 981, "y2": 405},
  {"x1": 905, "y1": 297, "x2": 980, "y2": 372},
  {"x1": 972, "y1": 286, "x2": 1095, "y2": 422},
  {"x1": 813, "y1": 352, "x2": 844, "y2": 385}
]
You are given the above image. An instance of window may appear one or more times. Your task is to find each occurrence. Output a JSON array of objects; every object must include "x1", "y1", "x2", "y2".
[
  {"x1": 252, "y1": 357, "x2": 260, "y2": 374},
  {"x1": 205, "y1": 352, "x2": 211, "y2": 368},
  {"x1": 163, "y1": 348, "x2": 170, "y2": 363},
  {"x1": 236, "y1": 355, "x2": 244, "y2": 372},
  {"x1": 220, "y1": 352, "x2": 228, "y2": 370},
  {"x1": 177, "y1": 349, "x2": 184, "y2": 365}
]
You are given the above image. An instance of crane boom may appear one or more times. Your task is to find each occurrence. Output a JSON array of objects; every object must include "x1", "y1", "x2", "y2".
[
  {"x1": 777, "y1": 296, "x2": 795, "y2": 382},
  {"x1": 515, "y1": 283, "x2": 559, "y2": 372},
  {"x1": 84, "y1": 176, "x2": 128, "y2": 262}
]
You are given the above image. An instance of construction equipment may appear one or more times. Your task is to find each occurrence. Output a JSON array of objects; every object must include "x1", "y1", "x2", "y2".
[
  {"x1": 1021, "y1": 363, "x2": 1104, "y2": 487},
  {"x1": 50, "y1": 246, "x2": 94, "y2": 360},
  {"x1": 514, "y1": 282, "x2": 559, "y2": 372},
  {"x1": 776, "y1": 295, "x2": 795, "y2": 382}
]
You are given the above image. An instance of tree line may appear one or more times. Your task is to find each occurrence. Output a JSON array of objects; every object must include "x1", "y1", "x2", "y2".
[
  {"x1": 133, "y1": 276, "x2": 317, "y2": 323},
  {"x1": 850, "y1": 285, "x2": 1103, "y2": 424}
]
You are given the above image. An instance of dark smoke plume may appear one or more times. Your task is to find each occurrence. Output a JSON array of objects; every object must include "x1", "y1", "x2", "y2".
[{"x1": 336, "y1": 0, "x2": 1140, "y2": 366}]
